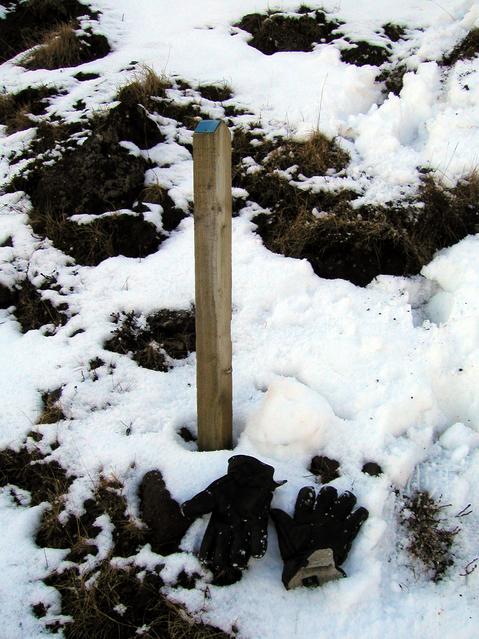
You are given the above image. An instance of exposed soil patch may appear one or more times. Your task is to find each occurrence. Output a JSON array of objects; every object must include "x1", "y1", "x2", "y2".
[
  {"x1": 442, "y1": 28, "x2": 479, "y2": 66},
  {"x1": 0, "y1": 86, "x2": 56, "y2": 133},
  {"x1": 22, "y1": 24, "x2": 110, "y2": 70},
  {"x1": 0, "y1": 0, "x2": 99, "y2": 64},
  {"x1": 32, "y1": 211, "x2": 163, "y2": 266},
  {"x1": 16, "y1": 127, "x2": 148, "y2": 215},
  {"x1": 140, "y1": 184, "x2": 188, "y2": 232},
  {"x1": 235, "y1": 8, "x2": 342, "y2": 55},
  {"x1": 105, "y1": 308, "x2": 196, "y2": 371},
  {"x1": 13, "y1": 279, "x2": 67, "y2": 333},
  {"x1": 309, "y1": 455, "x2": 340, "y2": 483},
  {"x1": 74, "y1": 71, "x2": 100, "y2": 81},
  {"x1": 400, "y1": 491, "x2": 459, "y2": 581}
]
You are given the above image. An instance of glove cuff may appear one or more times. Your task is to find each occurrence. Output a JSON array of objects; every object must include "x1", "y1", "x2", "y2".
[{"x1": 282, "y1": 548, "x2": 345, "y2": 590}]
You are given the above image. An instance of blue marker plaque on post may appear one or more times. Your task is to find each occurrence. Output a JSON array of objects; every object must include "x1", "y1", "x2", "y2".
[{"x1": 195, "y1": 120, "x2": 221, "y2": 134}]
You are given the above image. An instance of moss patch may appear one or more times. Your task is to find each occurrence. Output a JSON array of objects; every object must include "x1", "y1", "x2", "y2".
[{"x1": 105, "y1": 309, "x2": 196, "y2": 371}]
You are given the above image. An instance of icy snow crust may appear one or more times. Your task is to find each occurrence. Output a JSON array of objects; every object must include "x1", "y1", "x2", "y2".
[{"x1": 1, "y1": 0, "x2": 479, "y2": 637}]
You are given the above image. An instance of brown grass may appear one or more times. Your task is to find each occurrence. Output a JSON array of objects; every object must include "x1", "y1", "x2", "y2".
[
  {"x1": 265, "y1": 130, "x2": 349, "y2": 177},
  {"x1": 0, "y1": 94, "x2": 35, "y2": 133},
  {"x1": 117, "y1": 66, "x2": 171, "y2": 110},
  {"x1": 23, "y1": 23, "x2": 83, "y2": 69},
  {"x1": 38, "y1": 388, "x2": 65, "y2": 424},
  {"x1": 45, "y1": 562, "x2": 228, "y2": 639},
  {"x1": 141, "y1": 183, "x2": 167, "y2": 204}
]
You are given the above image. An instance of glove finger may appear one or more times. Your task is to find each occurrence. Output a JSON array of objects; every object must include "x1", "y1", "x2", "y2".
[
  {"x1": 294, "y1": 486, "x2": 316, "y2": 523},
  {"x1": 182, "y1": 487, "x2": 217, "y2": 519},
  {"x1": 345, "y1": 506, "x2": 369, "y2": 539},
  {"x1": 198, "y1": 517, "x2": 218, "y2": 564},
  {"x1": 230, "y1": 526, "x2": 252, "y2": 568},
  {"x1": 333, "y1": 491, "x2": 357, "y2": 519},
  {"x1": 212, "y1": 524, "x2": 233, "y2": 571},
  {"x1": 250, "y1": 520, "x2": 268, "y2": 558},
  {"x1": 314, "y1": 485, "x2": 338, "y2": 516}
]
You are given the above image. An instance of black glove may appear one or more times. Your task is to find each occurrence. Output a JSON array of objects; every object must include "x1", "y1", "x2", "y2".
[
  {"x1": 139, "y1": 470, "x2": 193, "y2": 554},
  {"x1": 182, "y1": 455, "x2": 285, "y2": 584},
  {"x1": 271, "y1": 485, "x2": 368, "y2": 589}
]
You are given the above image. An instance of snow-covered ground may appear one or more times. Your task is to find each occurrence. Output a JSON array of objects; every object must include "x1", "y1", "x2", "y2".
[{"x1": 2, "y1": 0, "x2": 479, "y2": 637}]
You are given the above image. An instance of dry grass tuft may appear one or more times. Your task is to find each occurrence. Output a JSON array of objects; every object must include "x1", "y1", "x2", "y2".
[
  {"x1": 23, "y1": 23, "x2": 83, "y2": 69},
  {"x1": 117, "y1": 66, "x2": 171, "y2": 110},
  {"x1": 141, "y1": 183, "x2": 167, "y2": 204},
  {"x1": 400, "y1": 491, "x2": 460, "y2": 582},
  {"x1": 38, "y1": 388, "x2": 65, "y2": 424}
]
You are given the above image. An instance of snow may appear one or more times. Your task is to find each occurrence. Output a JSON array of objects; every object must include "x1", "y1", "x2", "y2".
[{"x1": 1, "y1": 0, "x2": 479, "y2": 637}]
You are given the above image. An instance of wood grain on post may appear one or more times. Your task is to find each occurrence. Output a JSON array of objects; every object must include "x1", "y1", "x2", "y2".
[{"x1": 193, "y1": 120, "x2": 232, "y2": 451}]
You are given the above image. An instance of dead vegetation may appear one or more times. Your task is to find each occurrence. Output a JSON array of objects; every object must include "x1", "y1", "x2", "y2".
[
  {"x1": 0, "y1": 443, "x2": 227, "y2": 638},
  {"x1": 105, "y1": 309, "x2": 196, "y2": 371},
  {"x1": 400, "y1": 491, "x2": 460, "y2": 581},
  {"x1": 22, "y1": 23, "x2": 110, "y2": 70},
  {"x1": 37, "y1": 388, "x2": 65, "y2": 424},
  {"x1": 244, "y1": 135, "x2": 479, "y2": 285},
  {"x1": 0, "y1": 0, "x2": 101, "y2": 64},
  {"x1": 264, "y1": 130, "x2": 349, "y2": 177},
  {"x1": 43, "y1": 562, "x2": 227, "y2": 639},
  {"x1": 0, "y1": 86, "x2": 56, "y2": 133}
]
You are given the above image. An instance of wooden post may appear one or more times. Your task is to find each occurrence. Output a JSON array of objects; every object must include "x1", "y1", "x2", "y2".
[{"x1": 193, "y1": 120, "x2": 232, "y2": 451}]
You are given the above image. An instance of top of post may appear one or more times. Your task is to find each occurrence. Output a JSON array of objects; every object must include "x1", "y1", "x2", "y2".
[{"x1": 194, "y1": 120, "x2": 222, "y2": 134}]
